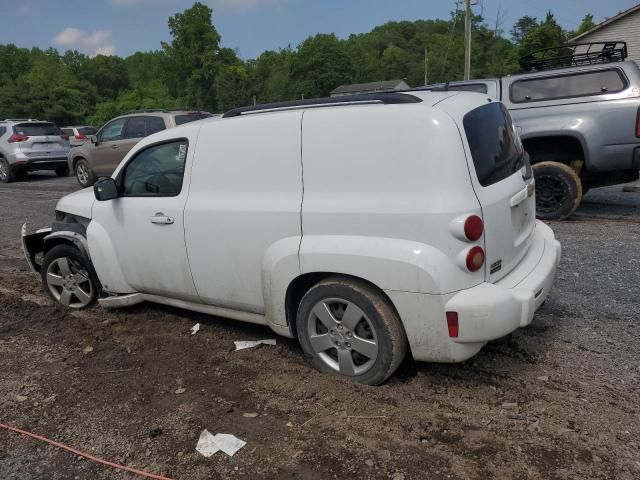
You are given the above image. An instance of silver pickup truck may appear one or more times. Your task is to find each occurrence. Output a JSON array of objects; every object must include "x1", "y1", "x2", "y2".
[{"x1": 422, "y1": 42, "x2": 640, "y2": 220}]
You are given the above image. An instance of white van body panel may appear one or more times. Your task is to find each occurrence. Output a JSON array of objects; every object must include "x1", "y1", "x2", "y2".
[
  {"x1": 184, "y1": 111, "x2": 304, "y2": 314},
  {"x1": 299, "y1": 103, "x2": 485, "y2": 293}
]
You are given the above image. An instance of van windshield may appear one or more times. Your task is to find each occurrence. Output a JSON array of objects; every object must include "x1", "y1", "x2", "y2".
[{"x1": 463, "y1": 102, "x2": 525, "y2": 187}]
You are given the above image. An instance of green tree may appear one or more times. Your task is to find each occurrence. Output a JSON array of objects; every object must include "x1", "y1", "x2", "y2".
[
  {"x1": 80, "y1": 55, "x2": 129, "y2": 100},
  {"x1": 291, "y1": 33, "x2": 353, "y2": 98},
  {"x1": 511, "y1": 16, "x2": 538, "y2": 44},
  {"x1": 162, "y1": 1, "x2": 221, "y2": 109},
  {"x1": 569, "y1": 14, "x2": 596, "y2": 38},
  {"x1": 519, "y1": 12, "x2": 566, "y2": 58}
]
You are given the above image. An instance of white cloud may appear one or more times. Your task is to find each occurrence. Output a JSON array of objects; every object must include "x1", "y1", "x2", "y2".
[{"x1": 53, "y1": 27, "x2": 116, "y2": 57}]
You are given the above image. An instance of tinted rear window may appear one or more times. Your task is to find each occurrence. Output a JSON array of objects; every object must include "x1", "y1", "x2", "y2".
[
  {"x1": 510, "y1": 69, "x2": 626, "y2": 103},
  {"x1": 78, "y1": 127, "x2": 97, "y2": 135},
  {"x1": 464, "y1": 103, "x2": 525, "y2": 187},
  {"x1": 61, "y1": 128, "x2": 73, "y2": 135},
  {"x1": 14, "y1": 123, "x2": 60, "y2": 136},
  {"x1": 447, "y1": 83, "x2": 488, "y2": 94},
  {"x1": 174, "y1": 113, "x2": 212, "y2": 125}
]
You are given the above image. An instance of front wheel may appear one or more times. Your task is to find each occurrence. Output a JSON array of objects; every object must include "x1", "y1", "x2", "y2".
[
  {"x1": 41, "y1": 244, "x2": 100, "y2": 309},
  {"x1": 296, "y1": 277, "x2": 408, "y2": 385},
  {"x1": 74, "y1": 159, "x2": 95, "y2": 187},
  {"x1": 533, "y1": 161, "x2": 583, "y2": 220}
]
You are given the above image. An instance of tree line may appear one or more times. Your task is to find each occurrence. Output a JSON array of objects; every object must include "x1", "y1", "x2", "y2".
[{"x1": 0, "y1": 2, "x2": 596, "y2": 127}]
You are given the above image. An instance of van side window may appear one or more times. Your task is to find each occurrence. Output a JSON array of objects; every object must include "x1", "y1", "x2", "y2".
[
  {"x1": 121, "y1": 140, "x2": 188, "y2": 197},
  {"x1": 0, "y1": 127, "x2": 6, "y2": 137},
  {"x1": 510, "y1": 69, "x2": 626, "y2": 103}
]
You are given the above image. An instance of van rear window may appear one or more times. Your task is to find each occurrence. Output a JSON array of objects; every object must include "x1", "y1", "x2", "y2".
[
  {"x1": 14, "y1": 123, "x2": 61, "y2": 136},
  {"x1": 463, "y1": 103, "x2": 525, "y2": 187}
]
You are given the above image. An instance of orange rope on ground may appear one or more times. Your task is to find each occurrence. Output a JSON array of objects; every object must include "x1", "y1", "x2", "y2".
[{"x1": 0, "y1": 422, "x2": 175, "y2": 480}]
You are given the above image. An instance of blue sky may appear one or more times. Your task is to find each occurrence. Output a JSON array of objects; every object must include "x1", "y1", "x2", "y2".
[{"x1": 0, "y1": 0, "x2": 638, "y2": 59}]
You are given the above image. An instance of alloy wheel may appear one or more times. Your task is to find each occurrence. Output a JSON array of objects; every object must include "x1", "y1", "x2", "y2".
[
  {"x1": 45, "y1": 257, "x2": 94, "y2": 308},
  {"x1": 305, "y1": 297, "x2": 378, "y2": 376}
]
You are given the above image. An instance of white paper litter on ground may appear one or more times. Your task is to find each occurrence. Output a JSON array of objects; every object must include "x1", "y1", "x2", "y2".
[
  {"x1": 234, "y1": 339, "x2": 276, "y2": 351},
  {"x1": 190, "y1": 323, "x2": 201, "y2": 335},
  {"x1": 196, "y1": 430, "x2": 246, "y2": 457}
]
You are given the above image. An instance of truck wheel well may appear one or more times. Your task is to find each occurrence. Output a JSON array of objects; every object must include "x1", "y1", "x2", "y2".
[
  {"x1": 523, "y1": 136, "x2": 585, "y2": 166},
  {"x1": 285, "y1": 272, "x2": 399, "y2": 338}
]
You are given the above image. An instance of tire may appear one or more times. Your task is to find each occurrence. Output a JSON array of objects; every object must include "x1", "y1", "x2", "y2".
[
  {"x1": 41, "y1": 244, "x2": 100, "y2": 309},
  {"x1": 55, "y1": 166, "x2": 69, "y2": 177},
  {"x1": 74, "y1": 158, "x2": 95, "y2": 187},
  {"x1": 296, "y1": 277, "x2": 408, "y2": 385},
  {"x1": 0, "y1": 157, "x2": 15, "y2": 183},
  {"x1": 533, "y1": 161, "x2": 583, "y2": 220}
]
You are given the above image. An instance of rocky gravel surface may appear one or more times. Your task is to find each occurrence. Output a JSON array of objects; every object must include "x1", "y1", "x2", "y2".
[{"x1": 0, "y1": 173, "x2": 639, "y2": 479}]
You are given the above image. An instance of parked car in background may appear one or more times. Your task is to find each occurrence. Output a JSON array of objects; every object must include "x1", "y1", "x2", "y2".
[
  {"x1": 0, "y1": 119, "x2": 70, "y2": 183},
  {"x1": 24, "y1": 92, "x2": 560, "y2": 385},
  {"x1": 68, "y1": 109, "x2": 213, "y2": 187},
  {"x1": 61, "y1": 126, "x2": 97, "y2": 147},
  {"x1": 419, "y1": 42, "x2": 640, "y2": 220}
]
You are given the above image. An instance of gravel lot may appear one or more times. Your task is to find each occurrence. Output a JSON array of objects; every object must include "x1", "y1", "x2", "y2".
[{"x1": 1, "y1": 173, "x2": 639, "y2": 479}]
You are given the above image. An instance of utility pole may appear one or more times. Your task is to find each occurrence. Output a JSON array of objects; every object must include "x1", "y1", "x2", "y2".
[{"x1": 464, "y1": 0, "x2": 472, "y2": 80}]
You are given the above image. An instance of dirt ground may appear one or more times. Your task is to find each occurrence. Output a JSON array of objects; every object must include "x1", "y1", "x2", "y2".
[{"x1": 1, "y1": 174, "x2": 639, "y2": 480}]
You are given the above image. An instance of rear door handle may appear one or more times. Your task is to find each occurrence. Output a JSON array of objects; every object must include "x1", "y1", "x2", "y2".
[
  {"x1": 150, "y1": 213, "x2": 174, "y2": 225},
  {"x1": 111, "y1": 145, "x2": 119, "y2": 149}
]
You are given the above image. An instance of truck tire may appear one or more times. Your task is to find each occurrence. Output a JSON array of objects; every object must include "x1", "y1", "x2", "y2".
[
  {"x1": 0, "y1": 158, "x2": 15, "y2": 183},
  {"x1": 296, "y1": 277, "x2": 408, "y2": 385},
  {"x1": 533, "y1": 161, "x2": 583, "y2": 220}
]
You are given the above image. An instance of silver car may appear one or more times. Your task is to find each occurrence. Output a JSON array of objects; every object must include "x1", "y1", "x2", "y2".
[
  {"x1": 61, "y1": 125, "x2": 98, "y2": 147},
  {"x1": 0, "y1": 119, "x2": 70, "y2": 183}
]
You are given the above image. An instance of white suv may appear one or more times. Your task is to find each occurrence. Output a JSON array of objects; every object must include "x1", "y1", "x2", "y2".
[{"x1": 22, "y1": 92, "x2": 561, "y2": 385}]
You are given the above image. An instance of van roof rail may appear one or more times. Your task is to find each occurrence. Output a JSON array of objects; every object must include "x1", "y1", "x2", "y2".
[
  {"x1": 519, "y1": 41, "x2": 627, "y2": 72},
  {"x1": 2, "y1": 118, "x2": 40, "y2": 122},
  {"x1": 121, "y1": 109, "x2": 170, "y2": 115},
  {"x1": 222, "y1": 92, "x2": 423, "y2": 118}
]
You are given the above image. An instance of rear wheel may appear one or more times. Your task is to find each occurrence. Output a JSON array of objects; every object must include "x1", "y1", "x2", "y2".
[
  {"x1": 0, "y1": 158, "x2": 15, "y2": 183},
  {"x1": 74, "y1": 158, "x2": 95, "y2": 187},
  {"x1": 296, "y1": 277, "x2": 407, "y2": 385},
  {"x1": 55, "y1": 166, "x2": 69, "y2": 177},
  {"x1": 533, "y1": 161, "x2": 583, "y2": 220},
  {"x1": 41, "y1": 244, "x2": 100, "y2": 309}
]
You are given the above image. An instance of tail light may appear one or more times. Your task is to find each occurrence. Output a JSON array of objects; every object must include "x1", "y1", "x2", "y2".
[
  {"x1": 446, "y1": 312, "x2": 459, "y2": 338},
  {"x1": 61, "y1": 134, "x2": 70, "y2": 141},
  {"x1": 464, "y1": 215, "x2": 484, "y2": 241},
  {"x1": 8, "y1": 134, "x2": 28, "y2": 143},
  {"x1": 75, "y1": 133, "x2": 87, "y2": 140},
  {"x1": 466, "y1": 246, "x2": 485, "y2": 272}
]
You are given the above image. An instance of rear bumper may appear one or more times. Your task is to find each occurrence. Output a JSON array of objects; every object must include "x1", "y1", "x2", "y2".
[
  {"x1": 387, "y1": 221, "x2": 560, "y2": 363},
  {"x1": 8, "y1": 152, "x2": 68, "y2": 171},
  {"x1": 445, "y1": 221, "x2": 560, "y2": 344}
]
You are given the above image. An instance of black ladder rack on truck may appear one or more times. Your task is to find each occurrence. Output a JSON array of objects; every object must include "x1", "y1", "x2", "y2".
[{"x1": 519, "y1": 41, "x2": 628, "y2": 72}]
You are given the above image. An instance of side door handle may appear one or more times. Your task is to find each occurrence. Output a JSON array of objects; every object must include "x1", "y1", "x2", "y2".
[
  {"x1": 150, "y1": 213, "x2": 174, "y2": 225},
  {"x1": 111, "y1": 144, "x2": 119, "y2": 149}
]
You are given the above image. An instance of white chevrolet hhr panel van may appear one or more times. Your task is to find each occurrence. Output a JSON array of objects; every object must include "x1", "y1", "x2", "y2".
[{"x1": 23, "y1": 91, "x2": 560, "y2": 385}]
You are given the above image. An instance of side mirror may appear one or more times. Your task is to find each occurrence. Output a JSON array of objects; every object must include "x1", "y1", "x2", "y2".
[
  {"x1": 94, "y1": 177, "x2": 119, "y2": 201},
  {"x1": 90, "y1": 135, "x2": 99, "y2": 145}
]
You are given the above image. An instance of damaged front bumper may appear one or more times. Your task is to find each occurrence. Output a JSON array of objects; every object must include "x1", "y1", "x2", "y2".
[
  {"x1": 21, "y1": 222, "x2": 91, "y2": 273},
  {"x1": 21, "y1": 223, "x2": 52, "y2": 273}
]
